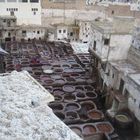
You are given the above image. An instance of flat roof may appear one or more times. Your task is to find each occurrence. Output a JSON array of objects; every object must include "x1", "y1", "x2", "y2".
[
  {"x1": 91, "y1": 20, "x2": 113, "y2": 33},
  {"x1": 0, "y1": 71, "x2": 81, "y2": 140},
  {"x1": 110, "y1": 60, "x2": 140, "y2": 75},
  {"x1": 128, "y1": 73, "x2": 140, "y2": 87},
  {"x1": 0, "y1": 15, "x2": 16, "y2": 19}
]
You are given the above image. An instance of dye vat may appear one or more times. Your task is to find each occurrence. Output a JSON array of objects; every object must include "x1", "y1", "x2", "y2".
[
  {"x1": 48, "y1": 103, "x2": 64, "y2": 111},
  {"x1": 88, "y1": 110, "x2": 104, "y2": 121},
  {"x1": 65, "y1": 103, "x2": 80, "y2": 111},
  {"x1": 64, "y1": 94, "x2": 76, "y2": 102},
  {"x1": 70, "y1": 126, "x2": 82, "y2": 137},
  {"x1": 96, "y1": 122, "x2": 114, "y2": 134},
  {"x1": 63, "y1": 85, "x2": 75, "y2": 93},
  {"x1": 83, "y1": 125, "x2": 97, "y2": 136}
]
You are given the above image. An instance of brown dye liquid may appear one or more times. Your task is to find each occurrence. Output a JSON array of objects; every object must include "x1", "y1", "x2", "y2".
[
  {"x1": 83, "y1": 125, "x2": 96, "y2": 135},
  {"x1": 71, "y1": 127, "x2": 82, "y2": 136},
  {"x1": 88, "y1": 111, "x2": 101, "y2": 119},
  {"x1": 97, "y1": 124, "x2": 112, "y2": 133}
]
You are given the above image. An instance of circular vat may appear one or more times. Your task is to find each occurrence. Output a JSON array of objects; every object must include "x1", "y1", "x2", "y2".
[
  {"x1": 63, "y1": 85, "x2": 75, "y2": 93},
  {"x1": 66, "y1": 111, "x2": 79, "y2": 120},
  {"x1": 64, "y1": 94, "x2": 76, "y2": 102},
  {"x1": 75, "y1": 86, "x2": 84, "y2": 92},
  {"x1": 43, "y1": 69, "x2": 53, "y2": 74},
  {"x1": 55, "y1": 78, "x2": 65, "y2": 85},
  {"x1": 81, "y1": 101, "x2": 96, "y2": 111},
  {"x1": 53, "y1": 89, "x2": 64, "y2": 95},
  {"x1": 51, "y1": 75, "x2": 62, "y2": 79},
  {"x1": 65, "y1": 103, "x2": 80, "y2": 111},
  {"x1": 54, "y1": 68, "x2": 63, "y2": 73},
  {"x1": 43, "y1": 79, "x2": 54, "y2": 85},
  {"x1": 70, "y1": 126, "x2": 82, "y2": 137},
  {"x1": 84, "y1": 85, "x2": 94, "y2": 91},
  {"x1": 71, "y1": 73, "x2": 80, "y2": 78},
  {"x1": 71, "y1": 64, "x2": 80, "y2": 68},
  {"x1": 54, "y1": 111, "x2": 65, "y2": 121},
  {"x1": 54, "y1": 95, "x2": 63, "y2": 102},
  {"x1": 114, "y1": 113, "x2": 133, "y2": 129},
  {"x1": 86, "y1": 92, "x2": 97, "y2": 98},
  {"x1": 115, "y1": 114, "x2": 130, "y2": 123},
  {"x1": 96, "y1": 122, "x2": 114, "y2": 134},
  {"x1": 66, "y1": 77, "x2": 75, "y2": 82},
  {"x1": 62, "y1": 64, "x2": 70, "y2": 68},
  {"x1": 48, "y1": 103, "x2": 64, "y2": 111},
  {"x1": 87, "y1": 110, "x2": 104, "y2": 121},
  {"x1": 76, "y1": 92, "x2": 86, "y2": 99},
  {"x1": 83, "y1": 125, "x2": 97, "y2": 136}
]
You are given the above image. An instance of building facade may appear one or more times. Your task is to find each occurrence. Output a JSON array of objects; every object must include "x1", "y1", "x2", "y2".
[{"x1": 0, "y1": 0, "x2": 41, "y2": 25}]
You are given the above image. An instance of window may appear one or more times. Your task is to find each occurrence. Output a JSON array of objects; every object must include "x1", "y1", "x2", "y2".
[
  {"x1": 3, "y1": 19, "x2": 6, "y2": 22},
  {"x1": 59, "y1": 30, "x2": 61, "y2": 33},
  {"x1": 86, "y1": 35, "x2": 88, "y2": 37},
  {"x1": 19, "y1": 0, "x2": 28, "y2": 2},
  {"x1": 33, "y1": 11, "x2": 36, "y2": 15},
  {"x1": 8, "y1": 32, "x2": 11, "y2": 37},
  {"x1": 70, "y1": 32, "x2": 73, "y2": 36},
  {"x1": 104, "y1": 39, "x2": 110, "y2": 45},
  {"x1": 112, "y1": 10, "x2": 114, "y2": 15},
  {"x1": 63, "y1": 30, "x2": 66, "y2": 33},
  {"x1": 119, "y1": 79, "x2": 124, "y2": 93},
  {"x1": 93, "y1": 41, "x2": 96, "y2": 50},
  {"x1": 22, "y1": 30, "x2": 26, "y2": 36},
  {"x1": 30, "y1": 0, "x2": 39, "y2": 2},
  {"x1": 112, "y1": 73, "x2": 114, "y2": 78},
  {"x1": 10, "y1": 11, "x2": 14, "y2": 16},
  {"x1": 37, "y1": 31, "x2": 40, "y2": 34},
  {"x1": 32, "y1": 8, "x2": 38, "y2": 11}
]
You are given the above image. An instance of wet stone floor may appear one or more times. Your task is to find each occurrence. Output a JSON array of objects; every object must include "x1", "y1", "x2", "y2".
[{"x1": 4, "y1": 40, "x2": 120, "y2": 140}]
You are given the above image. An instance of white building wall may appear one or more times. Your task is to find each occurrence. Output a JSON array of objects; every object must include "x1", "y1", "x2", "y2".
[
  {"x1": 57, "y1": 26, "x2": 68, "y2": 40},
  {"x1": 109, "y1": 34, "x2": 132, "y2": 61},
  {"x1": 18, "y1": 28, "x2": 45, "y2": 40},
  {"x1": 0, "y1": 1, "x2": 41, "y2": 25},
  {"x1": 79, "y1": 21, "x2": 91, "y2": 43},
  {"x1": 126, "y1": 75, "x2": 140, "y2": 121}
]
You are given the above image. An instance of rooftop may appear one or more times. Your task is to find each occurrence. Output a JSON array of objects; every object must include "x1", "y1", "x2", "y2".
[
  {"x1": 128, "y1": 73, "x2": 140, "y2": 87},
  {"x1": 0, "y1": 15, "x2": 16, "y2": 20},
  {"x1": 110, "y1": 60, "x2": 140, "y2": 75},
  {"x1": 0, "y1": 71, "x2": 81, "y2": 140}
]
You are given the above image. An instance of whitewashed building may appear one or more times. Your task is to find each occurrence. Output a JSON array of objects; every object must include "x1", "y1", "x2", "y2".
[
  {"x1": 55, "y1": 24, "x2": 79, "y2": 42},
  {"x1": 0, "y1": 0, "x2": 41, "y2": 25},
  {"x1": 77, "y1": 20, "x2": 92, "y2": 43},
  {"x1": 88, "y1": 16, "x2": 135, "y2": 108},
  {"x1": 92, "y1": 25, "x2": 140, "y2": 135},
  {"x1": 17, "y1": 25, "x2": 46, "y2": 40},
  {"x1": 0, "y1": 15, "x2": 19, "y2": 42}
]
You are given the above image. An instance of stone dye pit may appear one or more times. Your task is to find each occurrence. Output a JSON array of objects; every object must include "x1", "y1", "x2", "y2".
[{"x1": 4, "y1": 40, "x2": 120, "y2": 140}]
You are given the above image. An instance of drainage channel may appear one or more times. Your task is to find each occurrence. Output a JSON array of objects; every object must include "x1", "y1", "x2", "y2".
[{"x1": 4, "y1": 40, "x2": 120, "y2": 140}]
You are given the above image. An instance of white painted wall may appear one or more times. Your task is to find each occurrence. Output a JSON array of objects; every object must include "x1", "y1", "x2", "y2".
[
  {"x1": 109, "y1": 34, "x2": 132, "y2": 61},
  {"x1": 90, "y1": 29, "x2": 132, "y2": 62},
  {"x1": 17, "y1": 28, "x2": 45, "y2": 40},
  {"x1": 79, "y1": 21, "x2": 91, "y2": 43},
  {"x1": 0, "y1": 1, "x2": 41, "y2": 25},
  {"x1": 126, "y1": 74, "x2": 140, "y2": 121},
  {"x1": 42, "y1": 9, "x2": 105, "y2": 21},
  {"x1": 57, "y1": 26, "x2": 68, "y2": 40}
]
